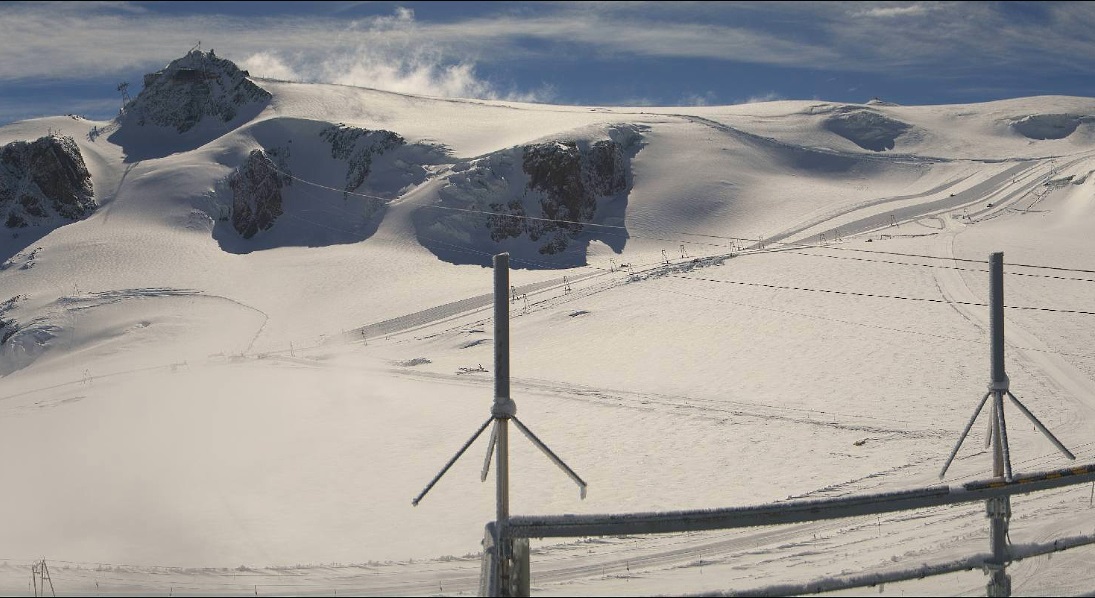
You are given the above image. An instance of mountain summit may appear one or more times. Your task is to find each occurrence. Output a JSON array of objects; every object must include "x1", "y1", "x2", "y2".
[{"x1": 121, "y1": 49, "x2": 270, "y2": 134}]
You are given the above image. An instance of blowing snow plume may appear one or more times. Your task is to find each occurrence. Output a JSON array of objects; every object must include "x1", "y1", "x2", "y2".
[{"x1": 415, "y1": 125, "x2": 645, "y2": 268}]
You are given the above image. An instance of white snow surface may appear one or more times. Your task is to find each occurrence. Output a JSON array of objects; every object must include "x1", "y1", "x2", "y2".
[{"x1": 2, "y1": 82, "x2": 1095, "y2": 596}]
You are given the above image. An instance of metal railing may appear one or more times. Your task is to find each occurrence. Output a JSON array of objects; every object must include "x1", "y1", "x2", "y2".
[
  {"x1": 484, "y1": 463, "x2": 1095, "y2": 596},
  {"x1": 415, "y1": 251, "x2": 1089, "y2": 597}
]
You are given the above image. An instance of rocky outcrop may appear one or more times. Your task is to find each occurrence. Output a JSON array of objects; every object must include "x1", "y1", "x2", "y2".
[
  {"x1": 0, "y1": 295, "x2": 24, "y2": 346},
  {"x1": 216, "y1": 119, "x2": 450, "y2": 247},
  {"x1": 823, "y1": 108, "x2": 911, "y2": 152},
  {"x1": 319, "y1": 124, "x2": 406, "y2": 197},
  {"x1": 229, "y1": 149, "x2": 288, "y2": 239},
  {"x1": 424, "y1": 125, "x2": 643, "y2": 264},
  {"x1": 476, "y1": 136, "x2": 633, "y2": 255},
  {"x1": 0, "y1": 135, "x2": 94, "y2": 228},
  {"x1": 124, "y1": 49, "x2": 271, "y2": 133},
  {"x1": 522, "y1": 139, "x2": 628, "y2": 253}
]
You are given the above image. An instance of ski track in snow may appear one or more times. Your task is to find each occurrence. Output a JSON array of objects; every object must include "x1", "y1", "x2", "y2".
[{"x1": 7, "y1": 90, "x2": 1095, "y2": 595}]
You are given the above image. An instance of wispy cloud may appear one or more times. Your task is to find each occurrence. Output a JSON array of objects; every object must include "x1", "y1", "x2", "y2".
[
  {"x1": 3, "y1": 1, "x2": 1095, "y2": 105},
  {"x1": 853, "y1": 3, "x2": 932, "y2": 18},
  {"x1": 235, "y1": 8, "x2": 552, "y2": 102},
  {"x1": 0, "y1": 4, "x2": 554, "y2": 103}
]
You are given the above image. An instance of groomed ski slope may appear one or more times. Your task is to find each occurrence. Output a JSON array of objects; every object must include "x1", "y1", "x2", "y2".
[{"x1": 1, "y1": 81, "x2": 1094, "y2": 595}]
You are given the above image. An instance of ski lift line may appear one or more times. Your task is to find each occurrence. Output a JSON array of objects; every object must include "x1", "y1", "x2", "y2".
[
  {"x1": 794, "y1": 243, "x2": 1095, "y2": 275},
  {"x1": 263, "y1": 164, "x2": 758, "y2": 247},
  {"x1": 423, "y1": 204, "x2": 753, "y2": 251},
  {"x1": 266, "y1": 164, "x2": 1095, "y2": 275},
  {"x1": 265, "y1": 163, "x2": 393, "y2": 201},
  {"x1": 414, "y1": 233, "x2": 613, "y2": 273},
  {"x1": 416, "y1": 230, "x2": 688, "y2": 276},
  {"x1": 783, "y1": 250, "x2": 1095, "y2": 284},
  {"x1": 647, "y1": 280, "x2": 1095, "y2": 365},
  {"x1": 646, "y1": 281, "x2": 986, "y2": 346},
  {"x1": 425, "y1": 204, "x2": 753, "y2": 245},
  {"x1": 672, "y1": 275, "x2": 1095, "y2": 316}
]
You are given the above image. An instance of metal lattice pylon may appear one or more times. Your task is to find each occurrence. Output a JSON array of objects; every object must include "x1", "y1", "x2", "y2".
[{"x1": 31, "y1": 560, "x2": 55, "y2": 597}]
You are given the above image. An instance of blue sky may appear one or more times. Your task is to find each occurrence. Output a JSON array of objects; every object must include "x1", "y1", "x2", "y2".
[{"x1": 4, "y1": 1, "x2": 1095, "y2": 125}]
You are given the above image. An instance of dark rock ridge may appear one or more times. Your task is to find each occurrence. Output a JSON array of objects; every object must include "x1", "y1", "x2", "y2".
[
  {"x1": 124, "y1": 49, "x2": 271, "y2": 133},
  {"x1": 823, "y1": 108, "x2": 911, "y2": 152},
  {"x1": 224, "y1": 122, "x2": 441, "y2": 242},
  {"x1": 0, "y1": 135, "x2": 94, "y2": 229},
  {"x1": 320, "y1": 124, "x2": 406, "y2": 198},
  {"x1": 424, "y1": 125, "x2": 643, "y2": 265},
  {"x1": 229, "y1": 149, "x2": 290, "y2": 239},
  {"x1": 493, "y1": 139, "x2": 629, "y2": 254},
  {"x1": 0, "y1": 295, "x2": 25, "y2": 346},
  {"x1": 453, "y1": 132, "x2": 636, "y2": 256}
]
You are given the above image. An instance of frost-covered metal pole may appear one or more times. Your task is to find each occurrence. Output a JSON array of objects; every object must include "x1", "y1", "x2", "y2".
[
  {"x1": 492, "y1": 253, "x2": 518, "y2": 596},
  {"x1": 494, "y1": 253, "x2": 514, "y2": 523},
  {"x1": 987, "y1": 251, "x2": 1011, "y2": 597}
]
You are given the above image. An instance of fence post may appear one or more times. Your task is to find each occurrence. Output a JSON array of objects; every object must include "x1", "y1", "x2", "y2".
[{"x1": 986, "y1": 252, "x2": 1012, "y2": 597}]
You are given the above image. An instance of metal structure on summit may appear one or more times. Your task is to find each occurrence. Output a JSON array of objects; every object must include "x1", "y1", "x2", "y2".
[
  {"x1": 31, "y1": 560, "x2": 55, "y2": 597},
  {"x1": 412, "y1": 252, "x2": 587, "y2": 597},
  {"x1": 939, "y1": 251, "x2": 1076, "y2": 597}
]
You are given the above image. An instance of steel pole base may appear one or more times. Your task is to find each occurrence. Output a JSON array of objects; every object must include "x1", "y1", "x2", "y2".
[
  {"x1": 986, "y1": 567, "x2": 1011, "y2": 598},
  {"x1": 986, "y1": 495, "x2": 1012, "y2": 597}
]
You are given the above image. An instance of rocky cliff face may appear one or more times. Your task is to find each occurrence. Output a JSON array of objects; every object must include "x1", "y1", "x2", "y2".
[
  {"x1": 229, "y1": 149, "x2": 289, "y2": 239},
  {"x1": 0, "y1": 135, "x2": 94, "y2": 229},
  {"x1": 0, "y1": 295, "x2": 21, "y2": 346},
  {"x1": 124, "y1": 49, "x2": 271, "y2": 133},
  {"x1": 435, "y1": 126, "x2": 641, "y2": 259},
  {"x1": 517, "y1": 138, "x2": 629, "y2": 253},
  {"x1": 416, "y1": 124, "x2": 639, "y2": 263},
  {"x1": 320, "y1": 124, "x2": 406, "y2": 198},
  {"x1": 222, "y1": 122, "x2": 435, "y2": 240}
]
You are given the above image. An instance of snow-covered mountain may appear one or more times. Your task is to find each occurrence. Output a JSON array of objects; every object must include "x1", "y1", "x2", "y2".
[{"x1": 2, "y1": 51, "x2": 1095, "y2": 595}]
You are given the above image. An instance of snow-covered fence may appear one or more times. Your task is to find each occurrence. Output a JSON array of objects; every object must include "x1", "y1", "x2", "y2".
[
  {"x1": 484, "y1": 463, "x2": 1095, "y2": 596},
  {"x1": 466, "y1": 251, "x2": 1091, "y2": 596}
]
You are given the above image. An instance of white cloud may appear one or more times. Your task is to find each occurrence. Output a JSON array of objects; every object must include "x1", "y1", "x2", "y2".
[
  {"x1": 853, "y1": 3, "x2": 931, "y2": 18},
  {"x1": 327, "y1": 53, "x2": 496, "y2": 99},
  {"x1": 239, "y1": 53, "x2": 300, "y2": 82},
  {"x1": 3, "y1": 1, "x2": 1095, "y2": 104},
  {"x1": 0, "y1": 5, "x2": 548, "y2": 103},
  {"x1": 233, "y1": 8, "x2": 556, "y2": 103}
]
